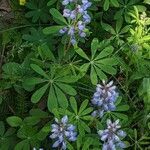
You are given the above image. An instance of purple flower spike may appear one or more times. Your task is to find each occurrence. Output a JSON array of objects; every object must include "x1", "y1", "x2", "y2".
[
  {"x1": 98, "y1": 119, "x2": 126, "y2": 150},
  {"x1": 91, "y1": 80, "x2": 118, "y2": 118},
  {"x1": 50, "y1": 116, "x2": 77, "y2": 150}
]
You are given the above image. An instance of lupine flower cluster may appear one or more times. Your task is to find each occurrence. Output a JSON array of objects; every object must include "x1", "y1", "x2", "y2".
[
  {"x1": 98, "y1": 119, "x2": 126, "y2": 150},
  {"x1": 59, "y1": 0, "x2": 92, "y2": 45},
  {"x1": 91, "y1": 80, "x2": 118, "y2": 118},
  {"x1": 50, "y1": 115, "x2": 77, "y2": 150}
]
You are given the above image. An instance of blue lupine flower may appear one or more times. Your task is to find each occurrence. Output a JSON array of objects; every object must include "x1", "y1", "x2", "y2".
[
  {"x1": 63, "y1": 9, "x2": 71, "y2": 18},
  {"x1": 60, "y1": 0, "x2": 92, "y2": 45},
  {"x1": 62, "y1": 0, "x2": 70, "y2": 5},
  {"x1": 91, "y1": 80, "x2": 118, "y2": 118},
  {"x1": 59, "y1": 27, "x2": 68, "y2": 34},
  {"x1": 50, "y1": 115, "x2": 77, "y2": 150},
  {"x1": 98, "y1": 119, "x2": 126, "y2": 150}
]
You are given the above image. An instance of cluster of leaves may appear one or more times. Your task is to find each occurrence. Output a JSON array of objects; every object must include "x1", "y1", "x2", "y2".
[{"x1": 0, "y1": 0, "x2": 150, "y2": 149}]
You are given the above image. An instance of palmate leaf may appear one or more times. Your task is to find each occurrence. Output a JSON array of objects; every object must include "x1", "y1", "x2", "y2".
[
  {"x1": 25, "y1": 0, "x2": 50, "y2": 23},
  {"x1": 75, "y1": 38, "x2": 118, "y2": 85},
  {"x1": 24, "y1": 64, "x2": 77, "y2": 112}
]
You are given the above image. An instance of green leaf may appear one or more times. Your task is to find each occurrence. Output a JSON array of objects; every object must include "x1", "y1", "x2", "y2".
[
  {"x1": 70, "y1": 97, "x2": 78, "y2": 115},
  {"x1": 113, "y1": 112, "x2": 128, "y2": 120},
  {"x1": 30, "y1": 109, "x2": 48, "y2": 118},
  {"x1": 103, "y1": 0, "x2": 110, "y2": 11},
  {"x1": 90, "y1": 66, "x2": 98, "y2": 85},
  {"x1": 98, "y1": 58, "x2": 118, "y2": 66},
  {"x1": 80, "y1": 108, "x2": 93, "y2": 116},
  {"x1": 110, "y1": 0, "x2": 119, "y2": 7},
  {"x1": 14, "y1": 140, "x2": 30, "y2": 150},
  {"x1": 75, "y1": 47, "x2": 89, "y2": 60},
  {"x1": 55, "y1": 86, "x2": 68, "y2": 109},
  {"x1": 95, "y1": 66, "x2": 107, "y2": 81},
  {"x1": 56, "y1": 76, "x2": 78, "y2": 83},
  {"x1": 116, "y1": 105, "x2": 129, "y2": 111},
  {"x1": 56, "y1": 83, "x2": 77, "y2": 96},
  {"x1": 47, "y1": 0, "x2": 57, "y2": 6},
  {"x1": 50, "y1": 8, "x2": 67, "y2": 25},
  {"x1": 23, "y1": 77, "x2": 47, "y2": 86},
  {"x1": 31, "y1": 83, "x2": 49, "y2": 103},
  {"x1": 144, "y1": 0, "x2": 150, "y2": 4},
  {"x1": 91, "y1": 38, "x2": 99, "y2": 59},
  {"x1": 99, "y1": 64, "x2": 116, "y2": 75},
  {"x1": 7, "y1": 116, "x2": 22, "y2": 127},
  {"x1": 95, "y1": 46, "x2": 114, "y2": 60},
  {"x1": 43, "y1": 26, "x2": 64, "y2": 35},
  {"x1": 79, "y1": 100, "x2": 89, "y2": 115},
  {"x1": 48, "y1": 86, "x2": 58, "y2": 112},
  {"x1": 31, "y1": 64, "x2": 49, "y2": 79},
  {"x1": 24, "y1": 116, "x2": 40, "y2": 125},
  {"x1": 80, "y1": 120, "x2": 91, "y2": 133},
  {"x1": 38, "y1": 43, "x2": 56, "y2": 61},
  {"x1": 101, "y1": 22, "x2": 115, "y2": 34}
]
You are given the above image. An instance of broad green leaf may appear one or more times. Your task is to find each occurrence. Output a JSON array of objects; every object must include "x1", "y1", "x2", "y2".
[
  {"x1": 110, "y1": 0, "x2": 119, "y2": 7},
  {"x1": 113, "y1": 112, "x2": 128, "y2": 120},
  {"x1": 80, "y1": 120, "x2": 91, "y2": 133},
  {"x1": 80, "y1": 108, "x2": 93, "y2": 116},
  {"x1": 55, "y1": 86, "x2": 68, "y2": 108},
  {"x1": 91, "y1": 38, "x2": 99, "y2": 59},
  {"x1": 7, "y1": 116, "x2": 22, "y2": 127},
  {"x1": 103, "y1": 0, "x2": 110, "y2": 11},
  {"x1": 116, "y1": 105, "x2": 129, "y2": 111},
  {"x1": 48, "y1": 86, "x2": 58, "y2": 112},
  {"x1": 70, "y1": 97, "x2": 78, "y2": 115},
  {"x1": 56, "y1": 83, "x2": 77, "y2": 96},
  {"x1": 75, "y1": 47, "x2": 89, "y2": 60},
  {"x1": 116, "y1": 19, "x2": 122, "y2": 33},
  {"x1": 29, "y1": 109, "x2": 48, "y2": 118},
  {"x1": 14, "y1": 140, "x2": 30, "y2": 150},
  {"x1": 47, "y1": 0, "x2": 57, "y2": 6},
  {"x1": 95, "y1": 66, "x2": 107, "y2": 81},
  {"x1": 50, "y1": 8, "x2": 67, "y2": 25},
  {"x1": 23, "y1": 77, "x2": 47, "y2": 86},
  {"x1": 90, "y1": 66, "x2": 98, "y2": 85},
  {"x1": 43, "y1": 26, "x2": 64, "y2": 35},
  {"x1": 24, "y1": 116, "x2": 40, "y2": 125},
  {"x1": 95, "y1": 46, "x2": 114, "y2": 60},
  {"x1": 31, "y1": 83, "x2": 49, "y2": 103},
  {"x1": 56, "y1": 76, "x2": 78, "y2": 83},
  {"x1": 99, "y1": 64, "x2": 116, "y2": 75},
  {"x1": 144, "y1": 0, "x2": 150, "y2": 4},
  {"x1": 31, "y1": 64, "x2": 49, "y2": 79},
  {"x1": 97, "y1": 58, "x2": 118, "y2": 66},
  {"x1": 120, "y1": 25, "x2": 130, "y2": 34},
  {"x1": 115, "y1": 97, "x2": 122, "y2": 106},
  {"x1": 38, "y1": 43, "x2": 56, "y2": 61},
  {"x1": 79, "y1": 100, "x2": 89, "y2": 115},
  {"x1": 101, "y1": 22, "x2": 115, "y2": 34}
]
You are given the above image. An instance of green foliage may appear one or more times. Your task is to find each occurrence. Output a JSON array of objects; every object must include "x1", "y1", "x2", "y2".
[
  {"x1": 75, "y1": 38, "x2": 118, "y2": 85},
  {"x1": 0, "y1": 0, "x2": 150, "y2": 149},
  {"x1": 25, "y1": 0, "x2": 50, "y2": 23},
  {"x1": 24, "y1": 64, "x2": 77, "y2": 112}
]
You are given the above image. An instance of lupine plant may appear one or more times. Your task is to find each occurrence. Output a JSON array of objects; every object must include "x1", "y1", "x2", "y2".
[{"x1": 0, "y1": 0, "x2": 150, "y2": 150}]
